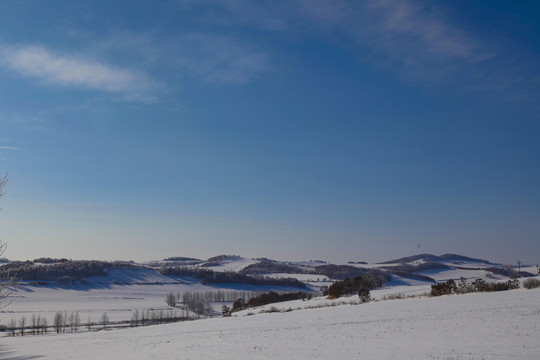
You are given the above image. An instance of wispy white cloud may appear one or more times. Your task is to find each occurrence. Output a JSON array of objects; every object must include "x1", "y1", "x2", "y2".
[
  {"x1": 0, "y1": 43, "x2": 158, "y2": 102},
  {"x1": 0, "y1": 146, "x2": 21, "y2": 151}
]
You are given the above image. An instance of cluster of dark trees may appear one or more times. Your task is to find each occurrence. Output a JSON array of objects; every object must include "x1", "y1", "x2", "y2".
[
  {"x1": 228, "y1": 291, "x2": 313, "y2": 313},
  {"x1": 325, "y1": 274, "x2": 385, "y2": 301},
  {"x1": 314, "y1": 265, "x2": 390, "y2": 282},
  {"x1": 159, "y1": 266, "x2": 306, "y2": 288},
  {"x1": 430, "y1": 278, "x2": 521, "y2": 297},
  {"x1": 0, "y1": 260, "x2": 138, "y2": 283},
  {"x1": 241, "y1": 260, "x2": 311, "y2": 275}
]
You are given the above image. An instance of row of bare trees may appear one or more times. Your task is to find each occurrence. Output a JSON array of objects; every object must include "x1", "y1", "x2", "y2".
[
  {"x1": 165, "y1": 290, "x2": 264, "y2": 315},
  {"x1": 5, "y1": 311, "x2": 113, "y2": 337}
]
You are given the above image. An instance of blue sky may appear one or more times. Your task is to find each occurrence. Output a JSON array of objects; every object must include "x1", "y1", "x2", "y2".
[{"x1": 0, "y1": 0, "x2": 539, "y2": 264}]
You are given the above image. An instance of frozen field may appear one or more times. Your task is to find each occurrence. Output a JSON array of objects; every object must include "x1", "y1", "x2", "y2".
[{"x1": 1, "y1": 286, "x2": 539, "y2": 359}]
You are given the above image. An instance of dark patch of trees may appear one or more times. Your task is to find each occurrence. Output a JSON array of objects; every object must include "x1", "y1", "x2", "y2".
[
  {"x1": 231, "y1": 291, "x2": 312, "y2": 312},
  {"x1": 430, "y1": 279, "x2": 457, "y2": 296},
  {"x1": 163, "y1": 256, "x2": 201, "y2": 262},
  {"x1": 315, "y1": 265, "x2": 391, "y2": 283},
  {"x1": 0, "y1": 260, "x2": 138, "y2": 283},
  {"x1": 315, "y1": 265, "x2": 366, "y2": 280},
  {"x1": 431, "y1": 278, "x2": 520, "y2": 297},
  {"x1": 162, "y1": 257, "x2": 202, "y2": 266},
  {"x1": 159, "y1": 266, "x2": 306, "y2": 288},
  {"x1": 325, "y1": 273, "x2": 386, "y2": 300}
]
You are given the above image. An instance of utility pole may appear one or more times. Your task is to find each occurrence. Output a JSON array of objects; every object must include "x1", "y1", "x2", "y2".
[{"x1": 517, "y1": 260, "x2": 522, "y2": 274}]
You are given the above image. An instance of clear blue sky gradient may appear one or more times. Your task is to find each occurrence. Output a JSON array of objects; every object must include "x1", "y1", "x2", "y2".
[{"x1": 0, "y1": 1, "x2": 539, "y2": 264}]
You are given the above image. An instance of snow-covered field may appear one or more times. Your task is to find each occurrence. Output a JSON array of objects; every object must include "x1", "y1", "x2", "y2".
[
  {"x1": 0, "y1": 269, "x2": 311, "y2": 326},
  {"x1": 2, "y1": 287, "x2": 539, "y2": 359}
]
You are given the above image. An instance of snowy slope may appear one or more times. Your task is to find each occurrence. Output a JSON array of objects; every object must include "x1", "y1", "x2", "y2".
[
  {"x1": 3, "y1": 288, "x2": 539, "y2": 359},
  {"x1": 198, "y1": 255, "x2": 260, "y2": 272}
]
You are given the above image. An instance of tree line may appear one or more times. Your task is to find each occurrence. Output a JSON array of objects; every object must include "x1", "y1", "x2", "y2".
[
  {"x1": 165, "y1": 290, "x2": 263, "y2": 316},
  {"x1": 159, "y1": 266, "x2": 306, "y2": 288},
  {"x1": 0, "y1": 260, "x2": 138, "y2": 283}
]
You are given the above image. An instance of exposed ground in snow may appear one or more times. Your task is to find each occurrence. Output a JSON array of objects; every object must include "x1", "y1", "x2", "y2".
[{"x1": 2, "y1": 287, "x2": 539, "y2": 359}]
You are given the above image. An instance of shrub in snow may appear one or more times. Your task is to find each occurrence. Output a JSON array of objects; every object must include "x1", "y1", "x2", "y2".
[
  {"x1": 430, "y1": 280, "x2": 457, "y2": 296},
  {"x1": 432, "y1": 278, "x2": 521, "y2": 297},
  {"x1": 358, "y1": 288, "x2": 371, "y2": 303},
  {"x1": 522, "y1": 278, "x2": 540, "y2": 289}
]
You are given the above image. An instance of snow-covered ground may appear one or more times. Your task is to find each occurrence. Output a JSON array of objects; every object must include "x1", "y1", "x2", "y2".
[
  {"x1": 0, "y1": 278, "x2": 309, "y2": 326},
  {"x1": 2, "y1": 287, "x2": 539, "y2": 359}
]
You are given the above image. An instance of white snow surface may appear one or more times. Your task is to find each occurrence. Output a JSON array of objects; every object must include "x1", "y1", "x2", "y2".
[{"x1": 2, "y1": 288, "x2": 539, "y2": 359}]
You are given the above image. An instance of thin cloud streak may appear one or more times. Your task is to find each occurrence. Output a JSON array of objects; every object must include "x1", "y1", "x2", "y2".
[
  {"x1": 0, "y1": 43, "x2": 158, "y2": 101},
  {"x1": 0, "y1": 146, "x2": 21, "y2": 150}
]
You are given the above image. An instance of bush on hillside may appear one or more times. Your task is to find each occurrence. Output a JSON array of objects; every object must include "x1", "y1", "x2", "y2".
[
  {"x1": 231, "y1": 291, "x2": 312, "y2": 312},
  {"x1": 430, "y1": 279, "x2": 457, "y2": 296},
  {"x1": 431, "y1": 278, "x2": 520, "y2": 297},
  {"x1": 523, "y1": 278, "x2": 540, "y2": 289}
]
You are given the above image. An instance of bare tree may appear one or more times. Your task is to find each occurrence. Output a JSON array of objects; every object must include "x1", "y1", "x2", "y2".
[
  {"x1": 131, "y1": 309, "x2": 140, "y2": 327},
  {"x1": 53, "y1": 311, "x2": 64, "y2": 334},
  {"x1": 39, "y1": 315, "x2": 48, "y2": 335},
  {"x1": 165, "y1": 291, "x2": 176, "y2": 307},
  {"x1": 72, "y1": 311, "x2": 81, "y2": 332},
  {"x1": 101, "y1": 312, "x2": 109, "y2": 330},
  {"x1": 0, "y1": 174, "x2": 16, "y2": 309},
  {"x1": 7, "y1": 318, "x2": 17, "y2": 337},
  {"x1": 31, "y1": 314, "x2": 38, "y2": 335},
  {"x1": 19, "y1": 316, "x2": 26, "y2": 336}
]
